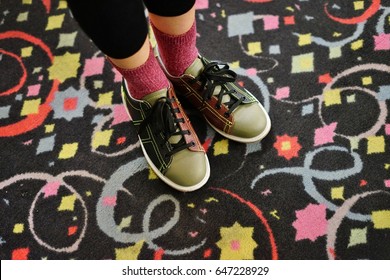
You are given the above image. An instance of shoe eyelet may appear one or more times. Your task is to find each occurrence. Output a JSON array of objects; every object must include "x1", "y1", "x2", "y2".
[
  {"x1": 191, "y1": 141, "x2": 196, "y2": 147},
  {"x1": 215, "y1": 104, "x2": 221, "y2": 110},
  {"x1": 224, "y1": 112, "x2": 230, "y2": 118}
]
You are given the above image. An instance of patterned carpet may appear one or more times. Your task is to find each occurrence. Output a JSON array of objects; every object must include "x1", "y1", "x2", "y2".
[{"x1": 1, "y1": 0, "x2": 390, "y2": 260}]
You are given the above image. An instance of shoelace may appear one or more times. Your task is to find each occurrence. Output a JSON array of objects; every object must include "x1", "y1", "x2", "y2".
[
  {"x1": 194, "y1": 60, "x2": 245, "y2": 117},
  {"x1": 139, "y1": 97, "x2": 194, "y2": 158}
]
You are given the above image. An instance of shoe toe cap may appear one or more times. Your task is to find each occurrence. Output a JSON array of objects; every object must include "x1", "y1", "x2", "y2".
[
  {"x1": 231, "y1": 102, "x2": 271, "y2": 141},
  {"x1": 165, "y1": 150, "x2": 209, "y2": 190}
]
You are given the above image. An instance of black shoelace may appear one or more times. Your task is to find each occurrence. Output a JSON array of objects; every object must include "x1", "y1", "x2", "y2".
[
  {"x1": 139, "y1": 97, "x2": 194, "y2": 158},
  {"x1": 194, "y1": 60, "x2": 245, "y2": 117}
]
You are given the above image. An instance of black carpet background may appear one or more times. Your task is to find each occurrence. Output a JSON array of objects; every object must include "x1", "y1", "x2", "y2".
[{"x1": 1, "y1": 0, "x2": 390, "y2": 260}]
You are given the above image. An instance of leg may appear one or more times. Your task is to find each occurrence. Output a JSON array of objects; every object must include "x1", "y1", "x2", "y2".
[
  {"x1": 148, "y1": 5, "x2": 196, "y2": 36},
  {"x1": 109, "y1": 37, "x2": 150, "y2": 70},
  {"x1": 144, "y1": 0, "x2": 198, "y2": 76},
  {"x1": 67, "y1": 0, "x2": 209, "y2": 191},
  {"x1": 67, "y1": 0, "x2": 168, "y2": 99},
  {"x1": 67, "y1": 0, "x2": 148, "y2": 60},
  {"x1": 145, "y1": 0, "x2": 272, "y2": 143}
]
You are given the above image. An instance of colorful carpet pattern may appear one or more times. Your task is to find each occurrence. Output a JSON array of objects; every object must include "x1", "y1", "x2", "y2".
[{"x1": 1, "y1": 0, "x2": 390, "y2": 260}]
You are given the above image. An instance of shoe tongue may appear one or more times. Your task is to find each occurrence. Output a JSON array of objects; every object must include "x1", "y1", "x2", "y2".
[
  {"x1": 142, "y1": 88, "x2": 168, "y2": 106},
  {"x1": 186, "y1": 58, "x2": 231, "y2": 105},
  {"x1": 185, "y1": 58, "x2": 204, "y2": 77}
]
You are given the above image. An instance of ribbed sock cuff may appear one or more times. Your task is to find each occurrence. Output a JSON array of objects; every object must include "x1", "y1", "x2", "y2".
[
  {"x1": 152, "y1": 21, "x2": 198, "y2": 76},
  {"x1": 110, "y1": 45, "x2": 169, "y2": 100}
]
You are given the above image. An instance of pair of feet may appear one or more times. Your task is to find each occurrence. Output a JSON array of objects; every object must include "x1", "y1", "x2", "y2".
[{"x1": 122, "y1": 54, "x2": 271, "y2": 192}]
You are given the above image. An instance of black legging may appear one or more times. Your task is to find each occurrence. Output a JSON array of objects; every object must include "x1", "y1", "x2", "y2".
[{"x1": 67, "y1": 0, "x2": 195, "y2": 59}]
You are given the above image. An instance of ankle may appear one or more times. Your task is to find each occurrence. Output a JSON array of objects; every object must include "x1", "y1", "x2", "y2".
[
  {"x1": 151, "y1": 21, "x2": 198, "y2": 76},
  {"x1": 110, "y1": 45, "x2": 169, "y2": 100}
]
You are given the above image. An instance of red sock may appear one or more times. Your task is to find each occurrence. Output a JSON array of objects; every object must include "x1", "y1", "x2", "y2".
[
  {"x1": 110, "y1": 45, "x2": 169, "y2": 100},
  {"x1": 151, "y1": 21, "x2": 198, "y2": 77}
]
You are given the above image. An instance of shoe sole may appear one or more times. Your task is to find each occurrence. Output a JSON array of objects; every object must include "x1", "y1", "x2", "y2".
[
  {"x1": 205, "y1": 102, "x2": 272, "y2": 143},
  {"x1": 121, "y1": 89, "x2": 210, "y2": 192}
]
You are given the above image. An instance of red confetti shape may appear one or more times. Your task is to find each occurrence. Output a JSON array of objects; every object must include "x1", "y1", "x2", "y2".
[
  {"x1": 324, "y1": 0, "x2": 381, "y2": 25},
  {"x1": 12, "y1": 248, "x2": 30, "y2": 260},
  {"x1": 68, "y1": 226, "x2": 78, "y2": 236},
  {"x1": 154, "y1": 248, "x2": 164, "y2": 260},
  {"x1": 203, "y1": 248, "x2": 212, "y2": 258},
  {"x1": 273, "y1": 134, "x2": 302, "y2": 160}
]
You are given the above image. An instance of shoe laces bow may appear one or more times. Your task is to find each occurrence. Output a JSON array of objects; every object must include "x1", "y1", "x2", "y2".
[
  {"x1": 139, "y1": 97, "x2": 194, "y2": 158},
  {"x1": 195, "y1": 60, "x2": 245, "y2": 117}
]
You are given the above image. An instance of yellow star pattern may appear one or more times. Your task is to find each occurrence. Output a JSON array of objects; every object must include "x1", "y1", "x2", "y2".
[
  {"x1": 216, "y1": 221, "x2": 258, "y2": 260},
  {"x1": 48, "y1": 52, "x2": 81, "y2": 83}
]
